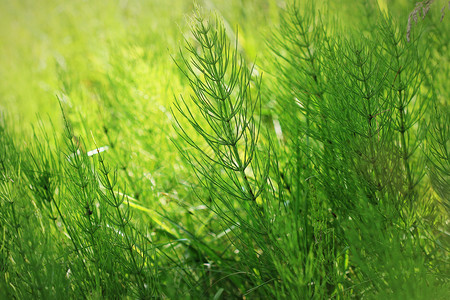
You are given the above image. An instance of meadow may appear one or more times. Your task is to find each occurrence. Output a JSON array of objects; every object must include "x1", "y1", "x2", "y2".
[{"x1": 0, "y1": 0, "x2": 449, "y2": 298}]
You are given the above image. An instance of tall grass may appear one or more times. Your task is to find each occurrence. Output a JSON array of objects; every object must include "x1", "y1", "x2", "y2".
[{"x1": 1, "y1": 0, "x2": 449, "y2": 298}]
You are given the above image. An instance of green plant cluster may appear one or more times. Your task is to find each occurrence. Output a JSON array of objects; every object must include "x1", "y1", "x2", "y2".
[{"x1": 1, "y1": 0, "x2": 449, "y2": 299}]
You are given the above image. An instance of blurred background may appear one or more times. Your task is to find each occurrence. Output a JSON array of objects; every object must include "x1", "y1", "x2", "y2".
[{"x1": 0, "y1": 0, "x2": 437, "y2": 131}]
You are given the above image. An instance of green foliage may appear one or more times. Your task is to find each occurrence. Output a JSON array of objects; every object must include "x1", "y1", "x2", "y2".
[{"x1": 1, "y1": 0, "x2": 449, "y2": 299}]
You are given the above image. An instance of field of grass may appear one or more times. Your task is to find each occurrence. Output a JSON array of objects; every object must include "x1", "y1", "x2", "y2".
[{"x1": 1, "y1": 0, "x2": 449, "y2": 298}]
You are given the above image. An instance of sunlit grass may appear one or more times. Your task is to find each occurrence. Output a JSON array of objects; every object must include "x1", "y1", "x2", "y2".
[{"x1": 0, "y1": 0, "x2": 448, "y2": 299}]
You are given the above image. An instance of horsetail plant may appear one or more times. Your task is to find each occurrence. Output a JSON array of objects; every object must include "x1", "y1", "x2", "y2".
[
  {"x1": 172, "y1": 12, "x2": 287, "y2": 296},
  {"x1": 173, "y1": 13, "x2": 270, "y2": 229},
  {"x1": 61, "y1": 103, "x2": 157, "y2": 298}
]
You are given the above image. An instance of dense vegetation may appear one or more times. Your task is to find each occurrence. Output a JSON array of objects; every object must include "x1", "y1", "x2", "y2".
[{"x1": 1, "y1": 0, "x2": 449, "y2": 298}]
